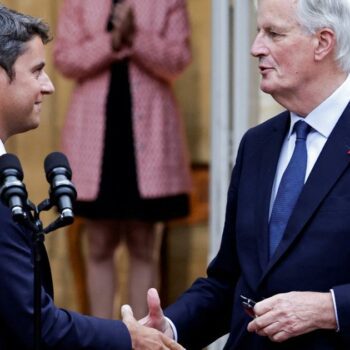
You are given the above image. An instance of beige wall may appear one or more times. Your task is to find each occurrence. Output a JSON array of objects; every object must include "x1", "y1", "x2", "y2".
[{"x1": 175, "y1": 0, "x2": 211, "y2": 164}]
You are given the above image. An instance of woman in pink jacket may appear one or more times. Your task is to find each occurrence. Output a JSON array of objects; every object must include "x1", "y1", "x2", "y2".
[{"x1": 54, "y1": 0, "x2": 192, "y2": 319}]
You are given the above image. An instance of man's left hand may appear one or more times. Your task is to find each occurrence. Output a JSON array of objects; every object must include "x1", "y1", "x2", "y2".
[{"x1": 247, "y1": 291, "x2": 337, "y2": 343}]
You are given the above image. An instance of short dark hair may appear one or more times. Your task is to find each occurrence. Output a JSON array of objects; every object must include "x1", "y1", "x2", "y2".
[{"x1": 0, "y1": 5, "x2": 51, "y2": 80}]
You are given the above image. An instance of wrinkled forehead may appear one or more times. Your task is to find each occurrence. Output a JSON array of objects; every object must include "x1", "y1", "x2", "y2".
[
  {"x1": 256, "y1": 0, "x2": 298, "y2": 5},
  {"x1": 256, "y1": 0, "x2": 301, "y2": 28}
]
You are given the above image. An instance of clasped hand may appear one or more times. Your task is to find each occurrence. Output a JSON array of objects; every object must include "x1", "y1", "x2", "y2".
[
  {"x1": 122, "y1": 288, "x2": 184, "y2": 350},
  {"x1": 110, "y1": 2, "x2": 135, "y2": 51},
  {"x1": 247, "y1": 291, "x2": 337, "y2": 343}
]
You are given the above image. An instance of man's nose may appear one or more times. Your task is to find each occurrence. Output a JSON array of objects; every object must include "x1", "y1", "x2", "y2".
[
  {"x1": 251, "y1": 33, "x2": 268, "y2": 58},
  {"x1": 40, "y1": 71, "x2": 55, "y2": 94}
]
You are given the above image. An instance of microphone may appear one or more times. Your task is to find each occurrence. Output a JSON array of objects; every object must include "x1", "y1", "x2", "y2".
[
  {"x1": 0, "y1": 153, "x2": 28, "y2": 220},
  {"x1": 44, "y1": 152, "x2": 77, "y2": 224}
]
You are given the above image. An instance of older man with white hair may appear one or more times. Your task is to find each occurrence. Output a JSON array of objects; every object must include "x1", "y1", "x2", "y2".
[{"x1": 134, "y1": 0, "x2": 350, "y2": 349}]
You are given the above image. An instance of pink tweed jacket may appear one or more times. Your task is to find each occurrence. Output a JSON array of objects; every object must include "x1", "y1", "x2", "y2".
[{"x1": 53, "y1": 0, "x2": 192, "y2": 200}]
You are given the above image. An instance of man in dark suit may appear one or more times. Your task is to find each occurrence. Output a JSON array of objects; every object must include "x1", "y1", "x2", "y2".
[
  {"x1": 134, "y1": 0, "x2": 350, "y2": 348},
  {"x1": 0, "y1": 4, "x2": 184, "y2": 350}
]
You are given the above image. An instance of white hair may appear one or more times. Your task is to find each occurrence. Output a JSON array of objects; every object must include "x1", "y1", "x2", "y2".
[{"x1": 296, "y1": 0, "x2": 350, "y2": 73}]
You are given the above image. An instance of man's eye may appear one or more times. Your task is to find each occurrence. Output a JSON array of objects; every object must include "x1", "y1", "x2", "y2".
[
  {"x1": 34, "y1": 70, "x2": 42, "y2": 79},
  {"x1": 268, "y1": 30, "x2": 284, "y2": 39}
]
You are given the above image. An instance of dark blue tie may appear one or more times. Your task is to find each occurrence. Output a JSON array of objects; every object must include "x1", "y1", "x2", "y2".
[{"x1": 269, "y1": 120, "x2": 311, "y2": 258}]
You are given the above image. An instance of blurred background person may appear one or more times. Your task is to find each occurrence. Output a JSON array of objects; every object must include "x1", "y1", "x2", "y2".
[{"x1": 53, "y1": 0, "x2": 192, "y2": 319}]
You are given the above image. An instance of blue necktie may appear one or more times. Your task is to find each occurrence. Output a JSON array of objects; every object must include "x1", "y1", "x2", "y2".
[{"x1": 269, "y1": 120, "x2": 311, "y2": 258}]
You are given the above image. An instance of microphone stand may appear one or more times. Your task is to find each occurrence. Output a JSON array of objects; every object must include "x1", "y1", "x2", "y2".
[
  {"x1": 33, "y1": 216, "x2": 44, "y2": 350},
  {"x1": 14, "y1": 201, "x2": 44, "y2": 350},
  {"x1": 15, "y1": 199, "x2": 74, "y2": 350}
]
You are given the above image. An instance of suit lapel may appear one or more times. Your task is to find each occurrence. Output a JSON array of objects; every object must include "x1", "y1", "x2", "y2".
[
  {"x1": 255, "y1": 112, "x2": 290, "y2": 270},
  {"x1": 259, "y1": 104, "x2": 350, "y2": 283}
]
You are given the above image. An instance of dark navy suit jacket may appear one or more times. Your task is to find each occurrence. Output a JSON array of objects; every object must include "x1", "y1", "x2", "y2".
[
  {"x1": 0, "y1": 203, "x2": 131, "y2": 349},
  {"x1": 165, "y1": 105, "x2": 350, "y2": 349}
]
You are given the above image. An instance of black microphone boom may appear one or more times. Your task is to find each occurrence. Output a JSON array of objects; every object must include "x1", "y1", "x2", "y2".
[
  {"x1": 0, "y1": 153, "x2": 28, "y2": 221},
  {"x1": 44, "y1": 152, "x2": 77, "y2": 226}
]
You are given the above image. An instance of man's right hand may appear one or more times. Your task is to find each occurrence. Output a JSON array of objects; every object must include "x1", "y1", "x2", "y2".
[
  {"x1": 138, "y1": 288, "x2": 174, "y2": 339},
  {"x1": 122, "y1": 303, "x2": 183, "y2": 350}
]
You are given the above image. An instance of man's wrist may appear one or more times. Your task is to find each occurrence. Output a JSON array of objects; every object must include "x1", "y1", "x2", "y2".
[{"x1": 314, "y1": 292, "x2": 338, "y2": 331}]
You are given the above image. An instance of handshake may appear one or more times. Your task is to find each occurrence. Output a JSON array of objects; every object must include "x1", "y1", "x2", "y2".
[{"x1": 121, "y1": 288, "x2": 185, "y2": 350}]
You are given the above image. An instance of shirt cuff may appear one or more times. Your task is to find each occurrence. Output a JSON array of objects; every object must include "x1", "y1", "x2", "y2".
[
  {"x1": 330, "y1": 289, "x2": 340, "y2": 332},
  {"x1": 164, "y1": 316, "x2": 178, "y2": 341}
]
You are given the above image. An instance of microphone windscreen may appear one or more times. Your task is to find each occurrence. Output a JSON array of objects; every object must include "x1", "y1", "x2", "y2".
[
  {"x1": 0, "y1": 154, "x2": 23, "y2": 179},
  {"x1": 44, "y1": 152, "x2": 72, "y2": 180}
]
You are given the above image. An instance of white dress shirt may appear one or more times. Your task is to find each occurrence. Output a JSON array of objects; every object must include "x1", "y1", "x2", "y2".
[
  {"x1": 270, "y1": 74, "x2": 350, "y2": 215},
  {"x1": 0, "y1": 139, "x2": 6, "y2": 156}
]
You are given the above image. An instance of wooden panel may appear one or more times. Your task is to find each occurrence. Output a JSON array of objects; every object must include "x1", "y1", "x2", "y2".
[{"x1": 175, "y1": 0, "x2": 211, "y2": 164}]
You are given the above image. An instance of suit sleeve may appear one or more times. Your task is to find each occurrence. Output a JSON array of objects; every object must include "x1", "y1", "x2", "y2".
[
  {"x1": 164, "y1": 134, "x2": 247, "y2": 349},
  {"x1": 128, "y1": 0, "x2": 192, "y2": 82},
  {"x1": 331, "y1": 285, "x2": 350, "y2": 342},
  {"x1": 0, "y1": 204, "x2": 131, "y2": 349},
  {"x1": 53, "y1": 0, "x2": 117, "y2": 80}
]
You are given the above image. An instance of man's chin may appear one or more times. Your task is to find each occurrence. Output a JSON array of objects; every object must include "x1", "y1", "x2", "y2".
[
  {"x1": 18, "y1": 121, "x2": 40, "y2": 135},
  {"x1": 30, "y1": 114, "x2": 41, "y2": 129},
  {"x1": 260, "y1": 81, "x2": 276, "y2": 95}
]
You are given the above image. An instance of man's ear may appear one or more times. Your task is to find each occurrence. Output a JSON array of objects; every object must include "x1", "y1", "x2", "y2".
[
  {"x1": 314, "y1": 28, "x2": 336, "y2": 61},
  {"x1": 0, "y1": 66, "x2": 12, "y2": 86}
]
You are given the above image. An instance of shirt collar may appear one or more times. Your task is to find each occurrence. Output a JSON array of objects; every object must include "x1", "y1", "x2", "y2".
[
  {"x1": 0, "y1": 139, "x2": 6, "y2": 156},
  {"x1": 289, "y1": 74, "x2": 350, "y2": 138}
]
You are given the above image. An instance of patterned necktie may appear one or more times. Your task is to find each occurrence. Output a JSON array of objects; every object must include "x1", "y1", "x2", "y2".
[{"x1": 269, "y1": 120, "x2": 311, "y2": 258}]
